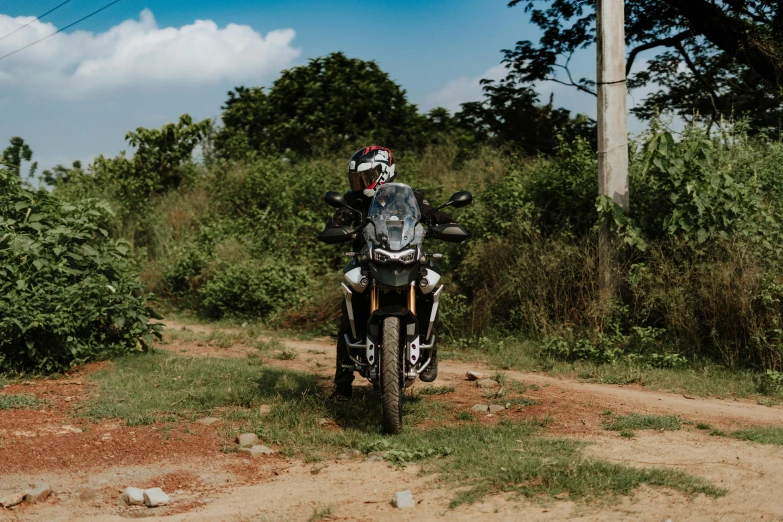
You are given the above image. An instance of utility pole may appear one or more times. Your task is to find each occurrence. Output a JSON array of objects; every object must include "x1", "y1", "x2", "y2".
[{"x1": 596, "y1": 0, "x2": 629, "y2": 302}]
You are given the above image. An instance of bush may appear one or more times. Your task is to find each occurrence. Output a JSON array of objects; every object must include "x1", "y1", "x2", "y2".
[
  {"x1": 199, "y1": 259, "x2": 311, "y2": 318},
  {"x1": 0, "y1": 170, "x2": 161, "y2": 373}
]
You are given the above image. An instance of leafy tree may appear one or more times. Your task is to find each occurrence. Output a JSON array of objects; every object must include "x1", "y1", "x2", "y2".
[
  {"x1": 92, "y1": 114, "x2": 211, "y2": 207},
  {"x1": 215, "y1": 52, "x2": 425, "y2": 157},
  {"x1": 42, "y1": 160, "x2": 83, "y2": 186},
  {"x1": 502, "y1": 0, "x2": 783, "y2": 132},
  {"x1": 1, "y1": 137, "x2": 38, "y2": 179},
  {"x1": 455, "y1": 76, "x2": 595, "y2": 154}
]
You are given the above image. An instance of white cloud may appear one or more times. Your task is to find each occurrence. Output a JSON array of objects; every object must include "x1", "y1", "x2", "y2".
[
  {"x1": 0, "y1": 9, "x2": 300, "y2": 97},
  {"x1": 423, "y1": 64, "x2": 507, "y2": 113}
]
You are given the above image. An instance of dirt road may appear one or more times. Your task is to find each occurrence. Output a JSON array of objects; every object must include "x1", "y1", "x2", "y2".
[{"x1": 2, "y1": 322, "x2": 783, "y2": 521}]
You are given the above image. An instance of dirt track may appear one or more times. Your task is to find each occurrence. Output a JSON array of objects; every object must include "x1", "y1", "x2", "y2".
[{"x1": 2, "y1": 322, "x2": 783, "y2": 521}]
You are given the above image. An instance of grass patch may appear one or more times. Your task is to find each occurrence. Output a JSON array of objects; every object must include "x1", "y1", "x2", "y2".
[
  {"x1": 696, "y1": 423, "x2": 711, "y2": 430},
  {"x1": 443, "y1": 336, "x2": 783, "y2": 400},
  {"x1": 86, "y1": 352, "x2": 724, "y2": 505},
  {"x1": 417, "y1": 385, "x2": 455, "y2": 396},
  {"x1": 602, "y1": 413, "x2": 683, "y2": 432},
  {"x1": 732, "y1": 427, "x2": 783, "y2": 446},
  {"x1": 255, "y1": 339, "x2": 286, "y2": 352},
  {"x1": 0, "y1": 394, "x2": 42, "y2": 410},
  {"x1": 308, "y1": 504, "x2": 334, "y2": 521},
  {"x1": 272, "y1": 348, "x2": 298, "y2": 360}
]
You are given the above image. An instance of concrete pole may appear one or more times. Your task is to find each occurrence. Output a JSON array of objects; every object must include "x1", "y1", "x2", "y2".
[{"x1": 596, "y1": 0, "x2": 629, "y2": 301}]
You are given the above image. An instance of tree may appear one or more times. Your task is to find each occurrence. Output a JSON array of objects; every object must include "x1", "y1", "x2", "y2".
[
  {"x1": 454, "y1": 76, "x2": 596, "y2": 154},
  {"x1": 43, "y1": 161, "x2": 83, "y2": 186},
  {"x1": 503, "y1": 0, "x2": 783, "y2": 132},
  {"x1": 1, "y1": 137, "x2": 38, "y2": 179},
  {"x1": 215, "y1": 52, "x2": 425, "y2": 158}
]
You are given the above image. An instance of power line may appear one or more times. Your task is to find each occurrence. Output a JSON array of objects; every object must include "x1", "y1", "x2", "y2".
[
  {"x1": 0, "y1": 0, "x2": 122, "y2": 62},
  {"x1": 0, "y1": 0, "x2": 75, "y2": 43}
]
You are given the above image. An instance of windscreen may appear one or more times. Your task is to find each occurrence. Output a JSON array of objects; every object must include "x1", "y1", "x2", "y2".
[{"x1": 367, "y1": 183, "x2": 421, "y2": 251}]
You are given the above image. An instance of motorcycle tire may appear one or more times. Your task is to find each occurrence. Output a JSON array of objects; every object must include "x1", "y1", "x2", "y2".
[{"x1": 381, "y1": 316, "x2": 403, "y2": 434}]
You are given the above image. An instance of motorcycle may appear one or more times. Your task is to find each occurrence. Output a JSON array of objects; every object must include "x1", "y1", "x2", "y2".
[{"x1": 317, "y1": 183, "x2": 472, "y2": 434}]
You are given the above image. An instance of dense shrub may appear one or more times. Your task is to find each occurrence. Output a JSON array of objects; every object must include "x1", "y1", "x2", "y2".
[
  {"x1": 0, "y1": 170, "x2": 161, "y2": 373},
  {"x1": 199, "y1": 259, "x2": 311, "y2": 318}
]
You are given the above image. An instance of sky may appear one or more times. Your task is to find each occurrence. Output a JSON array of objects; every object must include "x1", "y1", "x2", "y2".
[{"x1": 0, "y1": 0, "x2": 619, "y2": 173}]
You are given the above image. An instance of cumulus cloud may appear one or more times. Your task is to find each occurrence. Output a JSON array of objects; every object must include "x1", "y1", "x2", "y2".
[
  {"x1": 0, "y1": 9, "x2": 300, "y2": 96},
  {"x1": 423, "y1": 64, "x2": 507, "y2": 113}
]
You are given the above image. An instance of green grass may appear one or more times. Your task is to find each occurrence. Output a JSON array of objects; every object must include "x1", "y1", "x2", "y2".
[
  {"x1": 602, "y1": 413, "x2": 683, "y2": 432},
  {"x1": 255, "y1": 339, "x2": 286, "y2": 351},
  {"x1": 0, "y1": 394, "x2": 42, "y2": 410},
  {"x1": 442, "y1": 336, "x2": 778, "y2": 400},
  {"x1": 85, "y1": 352, "x2": 725, "y2": 506},
  {"x1": 417, "y1": 385, "x2": 455, "y2": 396},
  {"x1": 308, "y1": 504, "x2": 334, "y2": 521},
  {"x1": 272, "y1": 348, "x2": 298, "y2": 360},
  {"x1": 732, "y1": 427, "x2": 783, "y2": 446}
]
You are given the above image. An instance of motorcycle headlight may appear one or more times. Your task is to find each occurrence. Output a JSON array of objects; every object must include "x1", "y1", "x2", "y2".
[{"x1": 373, "y1": 248, "x2": 417, "y2": 264}]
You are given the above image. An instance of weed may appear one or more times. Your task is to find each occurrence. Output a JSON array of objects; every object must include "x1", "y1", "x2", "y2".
[
  {"x1": 619, "y1": 429, "x2": 635, "y2": 438},
  {"x1": 0, "y1": 394, "x2": 41, "y2": 410},
  {"x1": 499, "y1": 397, "x2": 538, "y2": 408},
  {"x1": 696, "y1": 423, "x2": 711, "y2": 430},
  {"x1": 256, "y1": 339, "x2": 286, "y2": 352},
  {"x1": 418, "y1": 385, "x2": 455, "y2": 396},
  {"x1": 308, "y1": 504, "x2": 334, "y2": 521},
  {"x1": 603, "y1": 413, "x2": 682, "y2": 432},
  {"x1": 709, "y1": 429, "x2": 726, "y2": 436},
  {"x1": 732, "y1": 427, "x2": 783, "y2": 446},
  {"x1": 273, "y1": 348, "x2": 298, "y2": 360},
  {"x1": 456, "y1": 411, "x2": 474, "y2": 421}
]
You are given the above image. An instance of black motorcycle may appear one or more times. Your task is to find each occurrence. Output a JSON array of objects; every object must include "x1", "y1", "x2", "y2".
[{"x1": 317, "y1": 183, "x2": 471, "y2": 434}]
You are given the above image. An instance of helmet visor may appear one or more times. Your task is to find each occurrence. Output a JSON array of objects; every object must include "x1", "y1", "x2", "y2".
[{"x1": 349, "y1": 164, "x2": 383, "y2": 192}]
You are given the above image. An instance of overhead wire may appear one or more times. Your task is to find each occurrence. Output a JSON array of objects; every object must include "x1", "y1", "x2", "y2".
[
  {"x1": 0, "y1": 0, "x2": 122, "y2": 62},
  {"x1": 0, "y1": 0, "x2": 74, "y2": 43}
]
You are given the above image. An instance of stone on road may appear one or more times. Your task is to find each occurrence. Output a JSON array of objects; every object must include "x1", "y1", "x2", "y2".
[
  {"x1": 236, "y1": 433, "x2": 258, "y2": 448},
  {"x1": 121, "y1": 487, "x2": 145, "y2": 506},
  {"x1": 143, "y1": 487, "x2": 170, "y2": 507},
  {"x1": 24, "y1": 482, "x2": 51, "y2": 503},
  {"x1": 238, "y1": 444, "x2": 276, "y2": 458},
  {"x1": 392, "y1": 490, "x2": 415, "y2": 508},
  {"x1": 476, "y1": 379, "x2": 499, "y2": 388},
  {"x1": 0, "y1": 492, "x2": 25, "y2": 508},
  {"x1": 466, "y1": 371, "x2": 484, "y2": 381}
]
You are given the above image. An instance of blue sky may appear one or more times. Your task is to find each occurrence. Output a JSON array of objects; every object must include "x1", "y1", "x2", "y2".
[{"x1": 0, "y1": 0, "x2": 602, "y2": 173}]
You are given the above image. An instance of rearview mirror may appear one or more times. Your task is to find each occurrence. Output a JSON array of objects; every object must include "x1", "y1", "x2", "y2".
[
  {"x1": 324, "y1": 191, "x2": 346, "y2": 209},
  {"x1": 449, "y1": 191, "x2": 473, "y2": 208}
]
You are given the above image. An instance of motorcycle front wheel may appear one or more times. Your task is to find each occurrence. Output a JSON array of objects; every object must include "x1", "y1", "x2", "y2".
[{"x1": 381, "y1": 316, "x2": 403, "y2": 434}]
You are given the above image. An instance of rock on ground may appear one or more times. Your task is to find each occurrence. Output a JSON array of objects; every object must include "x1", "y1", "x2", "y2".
[
  {"x1": 392, "y1": 490, "x2": 415, "y2": 508},
  {"x1": 121, "y1": 487, "x2": 145, "y2": 506},
  {"x1": 488, "y1": 405, "x2": 506, "y2": 413},
  {"x1": 0, "y1": 492, "x2": 25, "y2": 508},
  {"x1": 471, "y1": 404, "x2": 489, "y2": 412},
  {"x1": 338, "y1": 450, "x2": 363, "y2": 461},
  {"x1": 466, "y1": 371, "x2": 484, "y2": 381},
  {"x1": 143, "y1": 488, "x2": 170, "y2": 507},
  {"x1": 24, "y1": 482, "x2": 51, "y2": 503},
  {"x1": 238, "y1": 445, "x2": 276, "y2": 458},
  {"x1": 196, "y1": 417, "x2": 220, "y2": 425},
  {"x1": 476, "y1": 379, "x2": 499, "y2": 388},
  {"x1": 236, "y1": 433, "x2": 258, "y2": 448}
]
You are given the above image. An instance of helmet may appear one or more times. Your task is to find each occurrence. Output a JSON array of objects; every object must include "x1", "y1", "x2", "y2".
[{"x1": 347, "y1": 146, "x2": 396, "y2": 197}]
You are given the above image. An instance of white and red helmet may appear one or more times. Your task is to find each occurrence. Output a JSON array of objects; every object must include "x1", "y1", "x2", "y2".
[{"x1": 348, "y1": 146, "x2": 396, "y2": 197}]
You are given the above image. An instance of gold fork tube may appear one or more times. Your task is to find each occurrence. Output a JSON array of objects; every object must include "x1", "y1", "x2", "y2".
[
  {"x1": 370, "y1": 287, "x2": 380, "y2": 314},
  {"x1": 408, "y1": 285, "x2": 416, "y2": 316}
]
